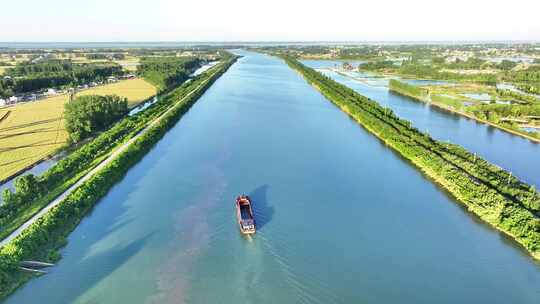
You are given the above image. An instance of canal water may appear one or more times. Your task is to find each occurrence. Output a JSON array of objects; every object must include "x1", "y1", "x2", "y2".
[
  {"x1": 5, "y1": 52, "x2": 540, "y2": 304},
  {"x1": 303, "y1": 60, "x2": 540, "y2": 188},
  {"x1": 0, "y1": 62, "x2": 218, "y2": 202},
  {"x1": 0, "y1": 153, "x2": 66, "y2": 204}
]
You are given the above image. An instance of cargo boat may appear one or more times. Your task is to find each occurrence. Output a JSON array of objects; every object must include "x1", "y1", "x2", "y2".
[{"x1": 236, "y1": 195, "x2": 256, "y2": 235}]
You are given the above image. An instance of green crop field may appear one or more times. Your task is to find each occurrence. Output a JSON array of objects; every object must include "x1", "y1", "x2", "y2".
[{"x1": 0, "y1": 78, "x2": 156, "y2": 181}]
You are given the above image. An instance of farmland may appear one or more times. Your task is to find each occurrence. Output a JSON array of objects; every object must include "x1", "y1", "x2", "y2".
[
  {"x1": 0, "y1": 78, "x2": 156, "y2": 182},
  {"x1": 0, "y1": 95, "x2": 67, "y2": 182},
  {"x1": 76, "y1": 78, "x2": 156, "y2": 108},
  {"x1": 71, "y1": 55, "x2": 141, "y2": 71},
  {"x1": 387, "y1": 79, "x2": 540, "y2": 142},
  {"x1": 114, "y1": 56, "x2": 140, "y2": 71}
]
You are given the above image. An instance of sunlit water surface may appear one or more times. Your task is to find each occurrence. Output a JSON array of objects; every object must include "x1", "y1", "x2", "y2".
[{"x1": 5, "y1": 52, "x2": 540, "y2": 304}]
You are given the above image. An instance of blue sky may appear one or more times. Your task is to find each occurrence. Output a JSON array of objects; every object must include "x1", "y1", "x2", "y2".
[{"x1": 1, "y1": 0, "x2": 538, "y2": 41}]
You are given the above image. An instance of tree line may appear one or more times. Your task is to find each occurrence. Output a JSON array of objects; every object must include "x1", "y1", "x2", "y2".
[
  {"x1": 0, "y1": 60, "x2": 123, "y2": 98},
  {"x1": 389, "y1": 79, "x2": 540, "y2": 140},
  {"x1": 85, "y1": 53, "x2": 125, "y2": 60},
  {"x1": 358, "y1": 57, "x2": 538, "y2": 86},
  {"x1": 64, "y1": 95, "x2": 128, "y2": 142},
  {"x1": 388, "y1": 79, "x2": 428, "y2": 98},
  {"x1": 283, "y1": 56, "x2": 540, "y2": 260},
  {"x1": 137, "y1": 57, "x2": 201, "y2": 90},
  {"x1": 0, "y1": 55, "x2": 224, "y2": 237},
  {"x1": 0, "y1": 55, "x2": 237, "y2": 300},
  {"x1": 6, "y1": 59, "x2": 73, "y2": 76},
  {"x1": 517, "y1": 83, "x2": 540, "y2": 95}
]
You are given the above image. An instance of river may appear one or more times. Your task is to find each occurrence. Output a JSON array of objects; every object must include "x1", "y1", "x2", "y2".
[
  {"x1": 0, "y1": 153, "x2": 66, "y2": 202},
  {"x1": 0, "y1": 61, "x2": 219, "y2": 202},
  {"x1": 5, "y1": 51, "x2": 540, "y2": 303},
  {"x1": 302, "y1": 60, "x2": 540, "y2": 188}
]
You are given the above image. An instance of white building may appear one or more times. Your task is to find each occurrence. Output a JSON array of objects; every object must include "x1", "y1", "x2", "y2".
[
  {"x1": 46, "y1": 88, "x2": 57, "y2": 95},
  {"x1": 9, "y1": 96, "x2": 18, "y2": 104},
  {"x1": 0, "y1": 98, "x2": 5, "y2": 106}
]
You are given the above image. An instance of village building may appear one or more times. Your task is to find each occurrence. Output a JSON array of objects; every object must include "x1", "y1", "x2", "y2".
[
  {"x1": 8, "y1": 96, "x2": 18, "y2": 104},
  {"x1": 120, "y1": 74, "x2": 135, "y2": 80}
]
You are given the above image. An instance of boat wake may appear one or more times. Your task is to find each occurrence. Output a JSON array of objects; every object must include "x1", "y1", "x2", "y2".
[{"x1": 255, "y1": 233, "x2": 341, "y2": 304}]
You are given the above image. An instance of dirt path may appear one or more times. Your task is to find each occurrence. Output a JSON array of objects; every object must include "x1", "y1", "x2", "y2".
[{"x1": 0, "y1": 65, "x2": 223, "y2": 248}]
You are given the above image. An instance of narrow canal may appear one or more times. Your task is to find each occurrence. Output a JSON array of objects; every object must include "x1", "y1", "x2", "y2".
[
  {"x1": 0, "y1": 62, "x2": 217, "y2": 202},
  {"x1": 5, "y1": 52, "x2": 540, "y2": 304},
  {"x1": 302, "y1": 60, "x2": 540, "y2": 188}
]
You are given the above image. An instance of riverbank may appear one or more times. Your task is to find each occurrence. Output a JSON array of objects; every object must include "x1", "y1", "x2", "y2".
[
  {"x1": 0, "y1": 56, "x2": 238, "y2": 300},
  {"x1": 0, "y1": 145, "x2": 67, "y2": 185},
  {"x1": 4, "y1": 50, "x2": 540, "y2": 304},
  {"x1": 0, "y1": 61, "x2": 222, "y2": 242},
  {"x1": 388, "y1": 80, "x2": 540, "y2": 144},
  {"x1": 282, "y1": 56, "x2": 540, "y2": 262},
  {"x1": 297, "y1": 55, "x2": 370, "y2": 61},
  {"x1": 0, "y1": 78, "x2": 158, "y2": 183},
  {"x1": 327, "y1": 69, "x2": 386, "y2": 87}
]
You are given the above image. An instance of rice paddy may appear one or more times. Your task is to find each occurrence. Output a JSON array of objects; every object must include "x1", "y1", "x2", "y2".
[
  {"x1": 77, "y1": 78, "x2": 156, "y2": 108},
  {"x1": 0, "y1": 78, "x2": 156, "y2": 182}
]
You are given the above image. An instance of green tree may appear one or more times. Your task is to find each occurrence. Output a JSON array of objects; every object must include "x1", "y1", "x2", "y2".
[
  {"x1": 498, "y1": 60, "x2": 517, "y2": 70},
  {"x1": 64, "y1": 95, "x2": 128, "y2": 142},
  {"x1": 1, "y1": 189, "x2": 17, "y2": 206}
]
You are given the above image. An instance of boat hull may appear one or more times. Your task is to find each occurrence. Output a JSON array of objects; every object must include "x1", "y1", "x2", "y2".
[{"x1": 236, "y1": 195, "x2": 256, "y2": 235}]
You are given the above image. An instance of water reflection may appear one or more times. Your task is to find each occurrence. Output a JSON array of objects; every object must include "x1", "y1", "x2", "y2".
[
  {"x1": 303, "y1": 59, "x2": 540, "y2": 188},
  {"x1": 5, "y1": 51, "x2": 540, "y2": 304},
  {"x1": 250, "y1": 184, "x2": 274, "y2": 230}
]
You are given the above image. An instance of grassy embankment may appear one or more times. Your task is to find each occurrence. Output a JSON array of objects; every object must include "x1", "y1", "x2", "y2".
[
  {"x1": 0, "y1": 56, "x2": 237, "y2": 300},
  {"x1": 282, "y1": 56, "x2": 540, "y2": 261},
  {"x1": 0, "y1": 56, "x2": 202, "y2": 243},
  {"x1": 388, "y1": 79, "x2": 540, "y2": 142},
  {"x1": 0, "y1": 79, "x2": 156, "y2": 182}
]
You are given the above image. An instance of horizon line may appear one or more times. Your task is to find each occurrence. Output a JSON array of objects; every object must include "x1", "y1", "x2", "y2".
[{"x1": 1, "y1": 40, "x2": 539, "y2": 44}]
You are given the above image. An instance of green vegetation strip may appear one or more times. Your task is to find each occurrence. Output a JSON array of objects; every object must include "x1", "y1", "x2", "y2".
[
  {"x1": 388, "y1": 79, "x2": 540, "y2": 142},
  {"x1": 0, "y1": 60, "x2": 122, "y2": 98},
  {"x1": 388, "y1": 79, "x2": 428, "y2": 100},
  {"x1": 64, "y1": 94, "x2": 129, "y2": 142},
  {"x1": 0, "y1": 57, "x2": 211, "y2": 241},
  {"x1": 0, "y1": 56, "x2": 237, "y2": 299},
  {"x1": 137, "y1": 57, "x2": 201, "y2": 91},
  {"x1": 283, "y1": 56, "x2": 540, "y2": 259}
]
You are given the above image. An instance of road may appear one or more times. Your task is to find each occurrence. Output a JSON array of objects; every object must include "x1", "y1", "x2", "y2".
[{"x1": 0, "y1": 63, "x2": 224, "y2": 248}]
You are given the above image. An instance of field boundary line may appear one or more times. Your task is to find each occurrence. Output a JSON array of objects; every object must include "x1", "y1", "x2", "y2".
[{"x1": 0, "y1": 63, "x2": 225, "y2": 247}]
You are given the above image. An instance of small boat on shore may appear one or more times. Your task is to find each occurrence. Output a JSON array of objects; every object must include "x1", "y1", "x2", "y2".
[{"x1": 236, "y1": 195, "x2": 256, "y2": 235}]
